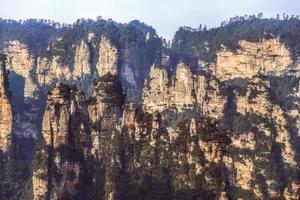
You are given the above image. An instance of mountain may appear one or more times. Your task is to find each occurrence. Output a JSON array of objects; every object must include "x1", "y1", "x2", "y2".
[{"x1": 0, "y1": 15, "x2": 300, "y2": 199}]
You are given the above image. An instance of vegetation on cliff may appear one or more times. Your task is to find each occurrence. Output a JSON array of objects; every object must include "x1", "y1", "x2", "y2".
[
  {"x1": 0, "y1": 18, "x2": 161, "y2": 67},
  {"x1": 0, "y1": 14, "x2": 300, "y2": 199},
  {"x1": 172, "y1": 15, "x2": 300, "y2": 66}
]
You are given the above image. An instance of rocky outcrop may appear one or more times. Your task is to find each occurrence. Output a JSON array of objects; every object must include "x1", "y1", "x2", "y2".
[
  {"x1": 142, "y1": 38, "x2": 300, "y2": 199},
  {"x1": 142, "y1": 64, "x2": 170, "y2": 112},
  {"x1": 31, "y1": 70, "x2": 232, "y2": 199},
  {"x1": 31, "y1": 39, "x2": 300, "y2": 200},
  {"x1": 215, "y1": 38, "x2": 293, "y2": 80},
  {"x1": 4, "y1": 41, "x2": 53, "y2": 138},
  {"x1": 32, "y1": 83, "x2": 89, "y2": 200},
  {"x1": 195, "y1": 75, "x2": 226, "y2": 119},
  {"x1": 73, "y1": 40, "x2": 92, "y2": 80},
  {"x1": 97, "y1": 37, "x2": 118, "y2": 77},
  {"x1": 173, "y1": 63, "x2": 196, "y2": 107},
  {"x1": 33, "y1": 74, "x2": 126, "y2": 199},
  {"x1": 143, "y1": 62, "x2": 197, "y2": 112},
  {"x1": 2, "y1": 30, "x2": 154, "y2": 138},
  {"x1": 4, "y1": 41, "x2": 37, "y2": 98},
  {"x1": 0, "y1": 54, "x2": 13, "y2": 152},
  {"x1": 1, "y1": 18, "x2": 300, "y2": 200},
  {"x1": 143, "y1": 62, "x2": 226, "y2": 118},
  {"x1": 88, "y1": 74, "x2": 125, "y2": 200},
  {"x1": 222, "y1": 76, "x2": 299, "y2": 199},
  {"x1": 213, "y1": 39, "x2": 300, "y2": 199},
  {"x1": 88, "y1": 73, "x2": 124, "y2": 155},
  {"x1": 42, "y1": 83, "x2": 88, "y2": 148}
]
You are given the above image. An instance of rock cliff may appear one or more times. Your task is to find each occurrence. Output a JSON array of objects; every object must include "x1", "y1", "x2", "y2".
[
  {"x1": 213, "y1": 39, "x2": 299, "y2": 199},
  {"x1": 0, "y1": 17, "x2": 300, "y2": 200},
  {"x1": 142, "y1": 36, "x2": 300, "y2": 199},
  {"x1": 2, "y1": 25, "x2": 157, "y2": 138},
  {"x1": 0, "y1": 54, "x2": 13, "y2": 152},
  {"x1": 32, "y1": 83, "x2": 90, "y2": 200},
  {"x1": 215, "y1": 38, "x2": 293, "y2": 80}
]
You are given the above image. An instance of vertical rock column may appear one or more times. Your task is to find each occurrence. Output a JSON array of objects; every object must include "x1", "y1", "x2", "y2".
[
  {"x1": 32, "y1": 83, "x2": 89, "y2": 200},
  {"x1": 0, "y1": 54, "x2": 13, "y2": 152},
  {"x1": 88, "y1": 73, "x2": 125, "y2": 200}
]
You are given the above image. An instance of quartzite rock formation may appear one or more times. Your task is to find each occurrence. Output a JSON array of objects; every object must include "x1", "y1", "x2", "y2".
[
  {"x1": 0, "y1": 17, "x2": 300, "y2": 199},
  {"x1": 0, "y1": 54, "x2": 13, "y2": 153}
]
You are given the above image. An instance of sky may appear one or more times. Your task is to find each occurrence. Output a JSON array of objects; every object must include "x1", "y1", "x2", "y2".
[{"x1": 1, "y1": 0, "x2": 300, "y2": 39}]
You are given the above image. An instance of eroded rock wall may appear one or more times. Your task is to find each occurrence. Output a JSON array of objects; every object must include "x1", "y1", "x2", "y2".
[
  {"x1": 142, "y1": 38, "x2": 300, "y2": 199},
  {"x1": 215, "y1": 38, "x2": 293, "y2": 80},
  {"x1": 32, "y1": 83, "x2": 89, "y2": 200},
  {"x1": 0, "y1": 55, "x2": 13, "y2": 152},
  {"x1": 14, "y1": 33, "x2": 300, "y2": 199},
  {"x1": 2, "y1": 32, "x2": 153, "y2": 138}
]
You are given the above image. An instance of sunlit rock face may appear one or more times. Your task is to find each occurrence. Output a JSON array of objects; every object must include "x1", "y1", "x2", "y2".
[
  {"x1": 33, "y1": 83, "x2": 89, "y2": 200},
  {"x1": 4, "y1": 40, "x2": 49, "y2": 139},
  {"x1": 42, "y1": 83, "x2": 87, "y2": 148},
  {"x1": 1, "y1": 18, "x2": 300, "y2": 200},
  {"x1": 142, "y1": 64, "x2": 170, "y2": 112},
  {"x1": 0, "y1": 56, "x2": 13, "y2": 152},
  {"x1": 142, "y1": 62, "x2": 197, "y2": 113},
  {"x1": 30, "y1": 37, "x2": 300, "y2": 199},
  {"x1": 97, "y1": 36, "x2": 118, "y2": 77},
  {"x1": 212, "y1": 39, "x2": 300, "y2": 199},
  {"x1": 142, "y1": 38, "x2": 300, "y2": 199},
  {"x1": 223, "y1": 76, "x2": 299, "y2": 199},
  {"x1": 215, "y1": 38, "x2": 293, "y2": 80},
  {"x1": 74, "y1": 40, "x2": 92, "y2": 78},
  {"x1": 4, "y1": 40, "x2": 37, "y2": 98},
  {"x1": 1, "y1": 27, "x2": 156, "y2": 139},
  {"x1": 142, "y1": 62, "x2": 226, "y2": 118}
]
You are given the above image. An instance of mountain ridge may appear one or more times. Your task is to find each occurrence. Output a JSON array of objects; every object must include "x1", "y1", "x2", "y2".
[{"x1": 0, "y1": 15, "x2": 299, "y2": 199}]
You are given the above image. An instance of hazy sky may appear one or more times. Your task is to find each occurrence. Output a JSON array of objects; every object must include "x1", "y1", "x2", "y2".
[{"x1": 1, "y1": 0, "x2": 300, "y2": 39}]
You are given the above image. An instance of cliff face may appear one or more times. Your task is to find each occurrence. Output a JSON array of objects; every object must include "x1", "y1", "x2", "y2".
[
  {"x1": 97, "y1": 37, "x2": 118, "y2": 77},
  {"x1": 225, "y1": 76, "x2": 299, "y2": 199},
  {"x1": 142, "y1": 37, "x2": 300, "y2": 199},
  {"x1": 215, "y1": 38, "x2": 293, "y2": 80},
  {"x1": 32, "y1": 83, "x2": 90, "y2": 200},
  {"x1": 32, "y1": 74, "x2": 124, "y2": 200},
  {"x1": 143, "y1": 62, "x2": 197, "y2": 112},
  {"x1": 0, "y1": 55, "x2": 13, "y2": 152},
  {"x1": 29, "y1": 42, "x2": 299, "y2": 199},
  {"x1": 213, "y1": 39, "x2": 299, "y2": 199},
  {"x1": 2, "y1": 36, "x2": 154, "y2": 139},
  {"x1": 1, "y1": 18, "x2": 300, "y2": 200},
  {"x1": 32, "y1": 72, "x2": 231, "y2": 199},
  {"x1": 142, "y1": 62, "x2": 226, "y2": 120}
]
